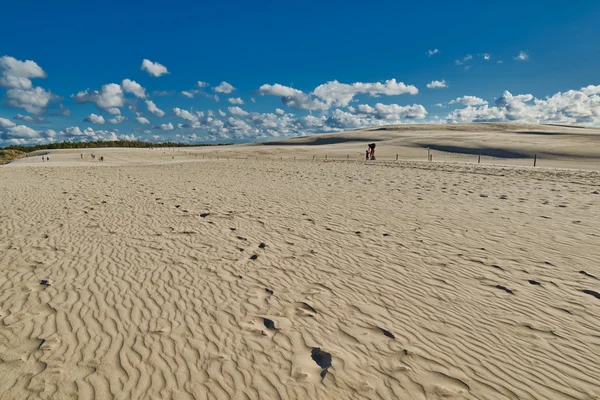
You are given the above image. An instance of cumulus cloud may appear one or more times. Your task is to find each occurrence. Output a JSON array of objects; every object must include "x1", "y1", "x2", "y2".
[
  {"x1": 107, "y1": 115, "x2": 126, "y2": 124},
  {"x1": 482, "y1": 53, "x2": 491, "y2": 60},
  {"x1": 135, "y1": 117, "x2": 150, "y2": 124},
  {"x1": 141, "y1": 59, "x2": 169, "y2": 77},
  {"x1": 84, "y1": 113, "x2": 105, "y2": 124},
  {"x1": 581, "y1": 85, "x2": 600, "y2": 95},
  {"x1": 514, "y1": 51, "x2": 529, "y2": 61},
  {"x1": 275, "y1": 108, "x2": 284, "y2": 115},
  {"x1": 455, "y1": 54, "x2": 473, "y2": 65},
  {"x1": 4, "y1": 124, "x2": 39, "y2": 138},
  {"x1": 181, "y1": 90, "x2": 197, "y2": 98},
  {"x1": 0, "y1": 56, "x2": 47, "y2": 89},
  {"x1": 352, "y1": 103, "x2": 428, "y2": 119},
  {"x1": 72, "y1": 83, "x2": 124, "y2": 110},
  {"x1": 0, "y1": 117, "x2": 16, "y2": 128},
  {"x1": 121, "y1": 79, "x2": 147, "y2": 98},
  {"x1": 258, "y1": 79, "x2": 417, "y2": 111},
  {"x1": 426, "y1": 80, "x2": 447, "y2": 89},
  {"x1": 313, "y1": 79, "x2": 418, "y2": 108},
  {"x1": 427, "y1": 49, "x2": 440, "y2": 57},
  {"x1": 228, "y1": 97, "x2": 244, "y2": 104},
  {"x1": 213, "y1": 81, "x2": 235, "y2": 94},
  {"x1": 158, "y1": 122, "x2": 174, "y2": 130},
  {"x1": 173, "y1": 107, "x2": 198, "y2": 123},
  {"x1": 197, "y1": 81, "x2": 209, "y2": 88},
  {"x1": 450, "y1": 95, "x2": 488, "y2": 106},
  {"x1": 15, "y1": 114, "x2": 48, "y2": 124},
  {"x1": 446, "y1": 88, "x2": 600, "y2": 125},
  {"x1": 6, "y1": 87, "x2": 55, "y2": 114},
  {"x1": 106, "y1": 107, "x2": 121, "y2": 115},
  {"x1": 257, "y1": 84, "x2": 303, "y2": 97},
  {"x1": 228, "y1": 106, "x2": 249, "y2": 116},
  {"x1": 146, "y1": 100, "x2": 165, "y2": 117}
]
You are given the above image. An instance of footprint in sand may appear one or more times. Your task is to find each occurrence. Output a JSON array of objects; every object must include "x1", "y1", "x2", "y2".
[{"x1": 311, "y1": 348, "x2": 332, "y2": 381}]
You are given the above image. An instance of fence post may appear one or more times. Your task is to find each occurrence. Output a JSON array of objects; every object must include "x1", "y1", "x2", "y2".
[
  {"x1": 347, "y1": 154, "x2": 349, "y2": 160},
  {"x1": 478, "y1": 154, "x2": 481, "y2": 164},
  {"x1": 396, "y1": 154, "x2": 398, "y2": 161},
  {"x1": 427, "y1": 148, "x2": 430, "y2": 161},
  {"x1": 313, "y1": 155, "x2": 315, "y2": 160},
  {"x1": 325, "y1": 154, "x2": 327, "y2": 160},
  {"x1": 534, "y1": 154, "x2": 537, "y2": 167}
]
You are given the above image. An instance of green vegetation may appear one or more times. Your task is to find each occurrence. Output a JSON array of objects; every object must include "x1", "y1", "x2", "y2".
[
  {"x1": 0, "y1": 149, "x2": 26, "y2": 165},
  {"x1": 1, "y1": 140, "x2": 230, "y2": 153}
]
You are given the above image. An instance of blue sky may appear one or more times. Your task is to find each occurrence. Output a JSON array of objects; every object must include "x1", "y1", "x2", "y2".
[{"x1": 1, "y1": 0, "x2": 599, "y2": 146}]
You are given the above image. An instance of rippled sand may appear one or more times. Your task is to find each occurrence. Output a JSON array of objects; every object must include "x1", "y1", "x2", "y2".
[{"x1": 1, "y1": 137, "x2": 600, "y2": 399}]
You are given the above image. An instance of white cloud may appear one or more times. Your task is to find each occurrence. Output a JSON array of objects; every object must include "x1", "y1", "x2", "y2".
[
  {"x1": 84, "y1": 113, "x2": 105, "y2": 124},
  {"x1": 121, "y1": 79, "x2": 147, "y2": 98},
  {"x1": 0, "y1": 117, "x2": 16, "y2": 128},
  {"x1": 173, "y1": 107, "x2": 198, "y2": 122},
  {"x1": 15, "y1": 114, "x2": 45, "y2": 124},
  {"x1": 0, "y1": 56, "x2": 47, "y2": 89},
  {"x1": 427, "y1": 49, "x2": 440, "y2": 57},
  {"x1": 146, "y1": 100, "x2": 165, "y2": 117},
  {"x1": 450, "y1": 95, "x2": 488, "y2": 106},
  {"x1": 455, "y1": 54, "x2": 473, "y2": 65},
  {"x1": 107, "y1": 115, "x2": 126, "y2": 124},
  {"x1": 228, "y1": 97, "x2": 244, "y2": 104},
  {"x1": 218, "y1": 109, "x2": 227, "y2": 117},
  {"x1": 446, "y1": 88, "x2": 600, "y2": 125},
  {"x1": 141, "y1": 59, "x2": 169, "y2": 77},
  {"x1": 228, "y1": 106, "x2": 249, "y2": 116},
  {"x1": 353, "y1": 103, "x2": 428, "y2": 119},
  {"x1": 258, "y1": 84, "x2": 304, "y2": 97},
  {"x1": 426, "y1": 80, "x2": 447, "y2": 89},
  {"x1": 181, "y1": 90, "x2": 197, "y2": 98},
  {"x1": 313, "y1": 79, "x2": 418, "y2": 108},
  {"x1": 107, "y1": 107, "x2": 121, "y2": 115},
  {"x1": 72, "y1": 83, "x2": 124, "y2": 110},
  {"x1": 275, "y1": 108, "x2": 284, "y2": 115},
  {"x1": 6, "y1": 87, "x2": 55, "y2": 114},
  {"x1": 135, "y1": 117, "x2": 150, "y2": 124},
  {"x1": 482, "y1": 53, "x2": 491, "y2": 60},
  {"x1": 158, "y1": 122, "x2": 174, "y2": 130},
  {"x1": 197, "y1": 81, "x2": 209, "y2": 88},
  {"x1": 581, "y1": 85, "x2": 600, "y2": 95},
  {"x1": 214, "y1": 81, "x2": 235, "y2": 94},
  {"x1": 514, "y1": 51, "x2": 529, "y2": 61},
  {"x1": 6, "y1": 124, "x2": 39, "y2": 138}
]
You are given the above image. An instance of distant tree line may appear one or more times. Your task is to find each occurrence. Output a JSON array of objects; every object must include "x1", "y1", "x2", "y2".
[{"x1": 1, "y1": 140, "x2": 231, "y2": 153}]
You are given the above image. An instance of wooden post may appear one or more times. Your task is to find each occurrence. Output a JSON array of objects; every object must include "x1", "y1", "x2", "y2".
[
  {"x1": 347, "y1": 154, "x2": 349, "y2": 160},
  {"x1": 313, "y1": 155, "x2": 315, "y2": 160},
  {"x1": 427, "y1": 148, "x2": 430, "y2": 161},
  {"x1": 325, "y1": 154, "x2": 327, "y2": 160},
  {"x1": 396, "y1": 154, "x2": 398, "y2": 161},
  {"x1": 534, "y1": 154, "x2": 537, "y2": 167},
  {"x1": 478, "y1": 154, "x2": 481, "y2": 164}
]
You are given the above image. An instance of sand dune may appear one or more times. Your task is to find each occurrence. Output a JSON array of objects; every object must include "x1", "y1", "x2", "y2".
[{"x1": 1, "y1": 124, "x2": 600, "y2": 399}]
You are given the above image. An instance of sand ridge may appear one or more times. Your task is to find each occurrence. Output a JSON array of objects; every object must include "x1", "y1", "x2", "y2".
[{"x1": 1, "y1": 153, "x2": 600, "y2": 399}]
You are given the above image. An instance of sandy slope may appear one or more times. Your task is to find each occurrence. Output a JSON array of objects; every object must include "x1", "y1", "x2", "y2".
[{"x1": 1, "y1": 125, "x2": 600, "y2": 399}]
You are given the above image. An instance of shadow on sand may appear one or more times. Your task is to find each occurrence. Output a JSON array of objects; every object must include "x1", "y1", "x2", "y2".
[
  {"x1": 419, "y1": 144, "x2": 530, "y2": 158},
  {"x1": 260, "y1": 137, "x2": 377, "y2": 146}
]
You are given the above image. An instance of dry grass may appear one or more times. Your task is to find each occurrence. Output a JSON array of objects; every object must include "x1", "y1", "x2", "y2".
[{"x1": 0, "y1": 149, "x2": 26, "y2": 165}]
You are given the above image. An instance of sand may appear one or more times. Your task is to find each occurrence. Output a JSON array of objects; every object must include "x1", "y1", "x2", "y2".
[{"x1": 1, "y1": 124, "x2": 600, "y2": 399}]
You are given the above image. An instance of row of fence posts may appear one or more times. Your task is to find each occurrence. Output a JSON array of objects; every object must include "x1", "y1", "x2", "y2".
[{"x1": 189, "y1": 149, "x2": 538, "y2": 167}]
